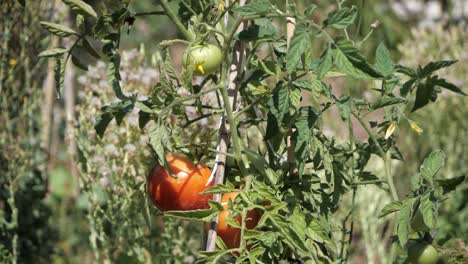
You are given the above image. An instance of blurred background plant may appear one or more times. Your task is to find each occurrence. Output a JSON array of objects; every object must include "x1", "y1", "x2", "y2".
[
  {"x1": 0, "y1": 1, "x2": 57, "y2": 263},
  {"x1": 0, "y1": 0, "x2": 467, "y2": 263}
]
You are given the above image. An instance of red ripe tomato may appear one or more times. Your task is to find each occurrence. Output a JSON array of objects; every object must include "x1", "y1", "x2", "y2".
[
  {"x1": 216, "y1": 192, "x2": 261, "y2": 249},
  {"x1": 147, "y1": 153, "x2": 214, "y2": 211}
]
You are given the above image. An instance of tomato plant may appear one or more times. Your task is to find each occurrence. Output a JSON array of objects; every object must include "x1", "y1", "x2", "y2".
[
  {"x1": 147, "y1": 153, "x2": 214, "y2": 211},
  {"x1": 37, "y1": 0, "x2": 467, "y2": 263}
]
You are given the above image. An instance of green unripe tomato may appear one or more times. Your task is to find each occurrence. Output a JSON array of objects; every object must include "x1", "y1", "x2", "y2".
[
  {"x1": 183, "y1": 44, "x2": 222, "y2": 76},
  {"x1": 407, "y1": 241, "x2": 439, "y2": 264},
  {"x1": 411, "y1": 208, "x2": 431, "y2": 232}
]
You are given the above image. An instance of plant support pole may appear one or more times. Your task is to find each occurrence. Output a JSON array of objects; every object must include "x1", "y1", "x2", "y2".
[{"x1": 205, "y1": 0, "x2": 246, "y2": 252}]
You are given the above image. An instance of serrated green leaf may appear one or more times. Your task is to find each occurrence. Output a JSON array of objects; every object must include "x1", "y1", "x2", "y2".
[
  {"x1": 148, "y1": 121, "x2": 172, "y2": 159},
  {"x1": 164, "y1": 201, "x2": 223, "y2": 222},
  {"x1": 268, "y1": 85, "x2": 290, "y2": 124},
  {"x1": 333, "y1": 38, "x2": 382, "y2": 80},
  {"x1": 306, "y1": 219, "x2": 331, "y2": 244},
  {"x1": 39, "y1": 48, "x2": 68, "y2": 58},
  {"x1": 434, "y1": 78, "x2": 466, "y2": 95},
  {"x1": 71, "y1": 53, "x2": 88, "y2": 71},
  {"x1": 371, "y1": 96, "x2": 406, "y2": 110},
  {"x1": 94, "y1": 100, "x2": 134, "y2": 138},
  {"x1": 82, "y1": 37, "x2": 101, "y2": 59},
  {"x1": 267, "y1": 212, "x2": 309, "y2": 253},
  {"x1": 324, "y1": 6, "x2": 357, "y2": 29},
  {"x1": 40, "y1": 21, "x2": 78, "y2": 37},
  {"x1": 420, "y1": 192, "x2": 437, "y2": 229},
  {"x1": 397, "y1": 198, "x2": 415, "y2": 246},
  {"x1": 316, "y1": 47, "x2": 333, "y2": 79},
  {"x1": 435, "y1": 175, "x2": 466, "y2": 195},
  {"x1": 336, "y1": 96, "x2": 350, "y2": 120},
  {"x1": 197, "y1": 249, "x2": 233, "y2": 264},
  {"x1": 286, "y1": 24, "x2": 311, "y2": 73},
  {"x1": 379, "y1": 201, "x2": 403, "y2": 218},
  {"x1": 237, "y1": 23, "x2": 276, "y2": 41},
  {"x1": 233, "y1": 0, "x2": 273, "y2": 15},
  {"x1": 108, "y1": 54, "x2": 129, "y2": 100},
  {"x1": 293, "y1": 106, "x2": 318, "y2": 175},
  {"x1": 202, "y1": 183, "x2": 236, "y2": 195},
  {"x1": 418, "y1": 60, "x2": 457, "y2": 78},
  {"x1": 54, "y1": 57, "x2": 65, "y2": 98},
  {"x1": 412, "y1": 82, "x2": 435, "y2": 112},
  {"x1": 420, "y1": 150, "x2": 445, "y2": 186},
  {"x1": 63, "y1": 0, "x2": 97, "y2": 18},
  {"x1": 375, "y1": 42, "x2": 394, "y2": 76}
]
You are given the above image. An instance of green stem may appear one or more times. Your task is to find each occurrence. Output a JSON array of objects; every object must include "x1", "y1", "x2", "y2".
[
  {"x1": 159, "y1": 0, "x2": 195, "y2": 41},
  {"x1": 357, "y1": 28, "x2": 375, "y2": 47},
  {"x1": 182, "y1": 110, "x2": 224, "y2": 128},
  {"x1": 161, "y1": 87, "x2": 218, "y2": 114},
  {"x1": 219, "y1": 79, "x2": 242, "y2": 163},
  {"x1": 134, "y1": 10, "x2": 166, "y2": 17},
  {"x1": 351, "y1": 179, "x2": 387, "y2": 186},
  {"x1": 352, "y1": 112, "x2": 398, "y2": 201},
  {"x1": 239, "y1": 175, "x2": 254, "y2": 250}
]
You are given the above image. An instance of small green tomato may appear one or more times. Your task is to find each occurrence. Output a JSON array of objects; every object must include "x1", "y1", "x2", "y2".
[
  {"x1": 407, "y1": 241, "x2": 439, "y2": 264},
  {"x1": 183, "y1": 44, "x2": 222, "y2": 76}
]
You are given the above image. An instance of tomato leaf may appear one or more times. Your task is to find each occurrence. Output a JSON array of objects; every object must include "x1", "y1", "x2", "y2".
[
  {"x1": 323, "y1": 6, "x2": 357, "y2": 29},
  {"x1": 293, "y1": 106, "x2": 318, "y2": 176},
  {"x1": 286, "y1": 24, "x2": 312, "y2": 73},
  {"x1": 420, "y1": 191, "x2": 437, "y2": 229},
  {"x1": 371, "y1": 96, "x2": 406, "y2": 110},
  {"x1": 233, "y1": 0, "x2": 273, "y2": 15},
  {"x1": 435, "y1": 175, "x2": 466, "y2": 195},
  {"x1": 397, "y1": 198, "x2": 415, "y2": 246},
  {"x1": 374, "y1": 42, "x2": 394, "y2": 76},
  {"x1": 378, "y1": 201, "x2": 403, "y2": 218},
  {"x1": 63, "y1": 0, "x2": 98, "y2": 18},
  {"x1": 40, "y1": 21, "x2": 78, "y2": 37},
  {"x1": 164, "y1": 201, "x2": 223, "y2": 222},
  {"x1": 94, "y1": 100, "x2": 134, "y2": 138},
  {"x1": 54, "y1": 57, "x2": 65, "y2": 98},
  {"x1": 202, "y1": 183, "x2": 236, "y2": 195},
  {"x1": 333, "y1": 38, "x2": 382, "y2": 80},
  {"x1": 417, "y1": 60, "x2": 457, "y2": 78},
  {"x1": 38, "y1": 48, "x2": 68, "y2": 58},
  {"x1": 315, "y1": 47, "x2": 333, "y2": 79},
  {"x1": 237, "y1": 20, "x2": 276, "y2": 41},
  {"x1": 420, "y1": 150, "x2": 445, "y2": 186}
]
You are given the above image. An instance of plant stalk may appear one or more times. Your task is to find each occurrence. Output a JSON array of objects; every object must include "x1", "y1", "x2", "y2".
[{"x1": 159, "y1": 0, "x2": 195, "y2": 41}]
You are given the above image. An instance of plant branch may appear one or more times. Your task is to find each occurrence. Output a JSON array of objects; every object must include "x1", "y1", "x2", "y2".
[
  {"x1": 134, "y1": 10, "x2": 166, "y2": 17},
  {"x1": 161, "y1": 87, "x2": 218, "y2": 114},
  {"x1": 352, "y1": 112, "x2": 399, "y2": 202},
  {"x1": 159, "y1": 0, "x2": 195, "y2": 41}
]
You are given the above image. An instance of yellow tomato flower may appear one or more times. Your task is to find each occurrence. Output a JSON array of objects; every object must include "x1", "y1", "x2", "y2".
[
  {"x1": 385, "y1": 122, "x2": 397, "y2": 139},
  {"x1": 219, "y1": 2, "x2": 225, "y2": 12},
  {"x1": 9, "y1": 59, "x2": 17, "y2": 66},
  {"x1": 409, "y1": 120, "x2": 423, "y2": 135}
]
